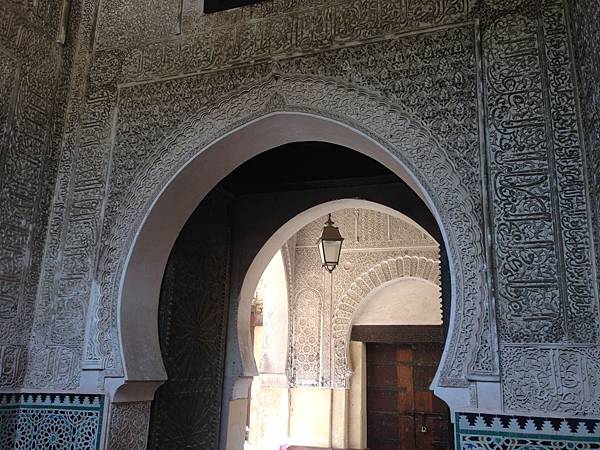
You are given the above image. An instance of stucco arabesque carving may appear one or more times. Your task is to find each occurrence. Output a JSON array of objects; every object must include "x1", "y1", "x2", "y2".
[
  {"x1": 107, "y1": 401, "x2": 151, "y2": 450},
  {"x1": 332, "y1": 255, "x2": 441, "y2": 387},
  {"x1": 31, "y1": 0, "x2": 490, "y2": 394},
  {"x1": 100, "y1": 73, "x2": 492, "y2": 390}
]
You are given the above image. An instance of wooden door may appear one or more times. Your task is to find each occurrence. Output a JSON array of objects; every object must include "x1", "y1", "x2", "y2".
[{"x1": 366, "y1": 342, "x2": 452, "y2": 450}]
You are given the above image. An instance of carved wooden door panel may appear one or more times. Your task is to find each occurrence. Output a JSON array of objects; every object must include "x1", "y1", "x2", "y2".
[
  {"x1": 147, "y1": 187, "x2": 233, "y2": 449},
  {"x1": 366, "y1": 342, "x2": 452, "y2": 450}
]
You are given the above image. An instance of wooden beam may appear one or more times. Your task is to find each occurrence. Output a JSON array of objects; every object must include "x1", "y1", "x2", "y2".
[{"x1": 351, "y1": 325, "x2": 444, "y2": 344}]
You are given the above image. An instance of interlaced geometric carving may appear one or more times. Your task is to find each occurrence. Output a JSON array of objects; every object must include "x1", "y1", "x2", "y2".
[{"x1": 291, "y1": 288, "x2": 323, "y2": 386}]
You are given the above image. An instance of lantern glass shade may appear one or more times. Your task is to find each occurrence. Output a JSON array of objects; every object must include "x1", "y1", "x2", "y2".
[{"x1": 318, "y1": 214, "x2": 344, "y2": 273}]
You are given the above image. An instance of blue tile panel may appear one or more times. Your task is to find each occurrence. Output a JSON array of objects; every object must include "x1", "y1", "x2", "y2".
[
  {"x1": 456, "y1": 412, "x2": 600, "y2": 449},
  {"x1": 0, "y1": 393, "x2": 104, "y2": 449}
]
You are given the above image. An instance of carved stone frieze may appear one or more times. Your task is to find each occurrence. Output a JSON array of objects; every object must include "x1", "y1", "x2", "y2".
[
  {"x1": 94, "y1": 0, "x2": 474, "y2": 65},
  {"x1": 108, "y1": 401, "x2": 151, "y2": 450}
]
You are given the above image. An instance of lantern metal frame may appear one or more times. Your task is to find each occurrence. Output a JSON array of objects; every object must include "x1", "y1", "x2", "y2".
[{"x1": 317, "y1": 214, "x2": 344, "y2": 273}]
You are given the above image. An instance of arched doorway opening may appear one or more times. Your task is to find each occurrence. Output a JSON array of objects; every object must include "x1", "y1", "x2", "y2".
[
  {"x1": 113, "y1": 111, "x2": 495, "y2": 448},
  {"x1": 242, "y1": 202, "x2": 453, "y2": 449}
]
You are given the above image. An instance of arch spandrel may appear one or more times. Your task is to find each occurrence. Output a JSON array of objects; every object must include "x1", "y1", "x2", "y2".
[{"x1": 100, "y1": 76, "x2": 498, "y2": 404}]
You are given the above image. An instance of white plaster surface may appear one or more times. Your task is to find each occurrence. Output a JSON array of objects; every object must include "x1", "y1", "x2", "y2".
[
  {"x1": 353, "y1": 278, "x2": 442, "y2": 326},
  {"x1": 348, "y1": 341, "x2": 367, "y2": 449},
  {"x1": 257, "y1": 251, "x2": 288, "y2": 375},
  {"x1": 289, "y1": 388, "x2": 332, "y2": 448}
]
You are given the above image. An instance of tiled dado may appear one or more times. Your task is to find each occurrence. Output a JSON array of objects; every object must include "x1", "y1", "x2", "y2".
[
  {"x1": 0, "y1": 393, "x2": 105, "y2": 449},
  {"x1": 456, "y1": 412, "x2": 600, "y2": 449}
]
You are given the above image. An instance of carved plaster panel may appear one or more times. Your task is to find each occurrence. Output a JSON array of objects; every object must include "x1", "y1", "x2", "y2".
[
  {"x1": 0, "y1": 3, "x2": 65, "y2": 388},
  {"x1": 2, "y1": 0, "x2": 64, "y2": 39},
  {"x1": 108, "y1": 401, "x2": 151, "y2": 450},
  {"x1": 483, "y1": 0, "x2": 598, "y2": 345},
  {"x1": 292, "y1": 286, "x2": 323, "y2": 386},
  {"x1": 568, "y1": 0, "x2": 600, "y2": 352},
  {"x1": 501, "y1": 346, "x2": 600, "y2": 416}
]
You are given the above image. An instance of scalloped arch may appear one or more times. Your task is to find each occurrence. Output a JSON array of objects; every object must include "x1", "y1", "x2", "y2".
[{"x1": 332, "y1": 256, "x2": 440, "y2": 386}]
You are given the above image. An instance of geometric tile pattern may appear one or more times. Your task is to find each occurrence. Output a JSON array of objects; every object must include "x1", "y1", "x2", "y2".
[
  {"x1": 0, "y1": 393, "x2": 104, "y2": 450},
  {"x1": 456, "y1": 412, "x2": 600, "y2": 449}
]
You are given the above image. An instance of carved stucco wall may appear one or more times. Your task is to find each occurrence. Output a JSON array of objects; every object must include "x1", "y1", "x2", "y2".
[
  {"x1": 288, "y1": 208, "x2": 441, "y2": 388},
  {"x1": 0, "y1": 0, "x2": 79, "y2": 388},
  {"x1": 569, "y1": 0, "x2": 600, "y2": 360},
  {"x1": 50, "y1": 5, "x2": 496, "y2": 394},
  {"x1": 0, "y1": 0, "x2": 593, "y2": 443},
  {"x1": 482, "y1": 2, "x2": 600, "y2": 415},
  {"x1": 107, "y1": 401, "x2": 151, "y2": 450}
]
